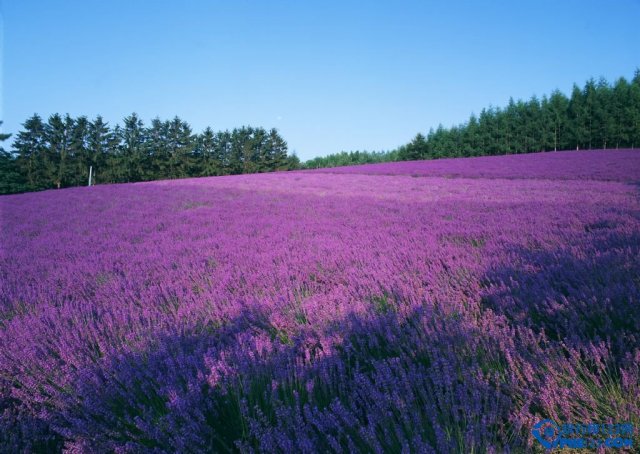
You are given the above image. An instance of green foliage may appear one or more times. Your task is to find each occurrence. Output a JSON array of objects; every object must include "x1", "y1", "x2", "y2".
[
  {"x1": 304, "y1": 149, "x2": 398, "y2": 169},
  {"x1": 406, "y1": 73, "x2": 640, "y2": 159},
  {"x1": 0, "y1": 115, "x2": 297, "y2": 194},
  {"x1": 398, "y1": 133, "x2": 429, "y2": 160},
  {"x1": 0, "y1": 123, "x2": 26, "y2": 193}
]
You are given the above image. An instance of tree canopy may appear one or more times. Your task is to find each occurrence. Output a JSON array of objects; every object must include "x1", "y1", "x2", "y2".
[{"x1": 1, "y1": 115, "x2": 299, "y2": 194}]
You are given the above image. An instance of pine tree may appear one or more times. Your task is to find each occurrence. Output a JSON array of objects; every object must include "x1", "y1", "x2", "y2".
[
  {"x1": 462, "y1": 114, "x2": 479, "y2": 156},
  {"x1": 0, "y1": 122, "x2": 25, "y2": 194},
  {"x1": 399, "y1": 133, "x2": 428, "y2": 160},
  {"x1": 218, "y1": 130, "x2": 233, "y2": 173},
  {"x1": 45, "y1": 114, "x2": 75, "y2": 189},
  {"x1": 629, "y1": 70, "x2": 640, "y2": 148},
  {"x1": 252, "y1": 128, "x2": 271, "y2": 172},
  {"x1": 268, "y1": 128, "x2": 288, "y2": 170},
  {"x1": 197, "y1": 127, "x2": 223, "y2": 176},
  {"x1": 476, "y1": 110, "x2": 493, "y2": 153},
  {"x1": 166, "y1": 116, "x2": 195, "y2": 179},
  {"x1": 611, "y1": 78, "x2": 630, "y2": 148},
  {"x1": 13, "y1": 114, "x2": 47, "y2": 190},
  {"x1": 547, "y1": 90, "x2": 569, "y2": 151},
  {"x1": 568, "y1": 85, "x2": 588, "y2": 150},
  {"x1": 583, "y1": 78, "x2": 598, "y2": 149},
  {"x1": 0, "y1": 124, "x2": 10, "y2": 148},
  {"x1": 119, "y1": 113, "x2": 147, "y2": 182},
  {"x1": 69, "y1": 116, "x2": 91, "y2": 186},
  {"x1": 593, "y1": 78, "x2": 615, "y2": 149},
  {"x1": 88, "y1": 116, "x2": 118, "y2": 184},
  {"x1": 227, "y1": 128, "x2": 243, "y2": 175},
  {"x1": 285, "y1": 151, "x2": 301, "y2": 170},
  {"x1": 146, "y1": 118, "x2": 171, "y2": 179},
  {"x1": 241, "y1": 127, "x2": 260, "y2": 175},
  {"x1": 524, "y1": 96, "x2": 542, "y2": 153}
]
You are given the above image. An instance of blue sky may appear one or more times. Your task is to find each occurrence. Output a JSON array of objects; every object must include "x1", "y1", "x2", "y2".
[{"x1": 2, "y1": 0, "x2": 639, "y2": 160}]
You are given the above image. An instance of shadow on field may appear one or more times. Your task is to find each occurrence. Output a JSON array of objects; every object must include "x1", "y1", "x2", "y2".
[
  {"x1": 479, "y1": 230, "x2": 640, "y2": 358},
  {"x1": 10, "y1": 303, "x2": 521, "y2": 453},
  {"x1": 0, "y1": 380, "x2": 64, "y2": 452}
]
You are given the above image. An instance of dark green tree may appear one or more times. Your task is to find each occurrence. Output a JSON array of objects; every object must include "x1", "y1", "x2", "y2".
[
  {"x1": 166, "y1": 116, "x2": 195, "y2": 179},
  {"x1": 0, "y1": 123, "x2": 25, "y2": 194},
  {"x1": 197, "y1": 127, "x2": 223, "y2": 176},
  {"x1": 568, "y1": 85, "x2": 588, "y2": 150},
  {"x1": 45, "y1": 114, "x2": 75, "y2": 189},
  {"x1": 629, "y1": 70, "x2": 640, "y2": 148},
  {"x1": 13, "y1": 114, "x2": 47, "y2": 190},
  {"x1": 285, "y1": 151, "x2": 301, "y2": 170},
  {"x1": 88, "y1": 116, "x2": 118, "y2": 184},
  {"x1": 399, "y1": 133, "x2": 428, "y2": 161},
  {"x1": 583, "y1": 78, "x2": 598, "y2": 149},
  {"x1": 118, "y1": 113, "x2": 147, "y2": 182},
  {"x1": 267, "y1": 128, "x2": 289, "y2": 170},
  {"x1": 546, "y1": 90, "x2": 569, "y2": 151},
  {"x1": 68, "y1": 116, "x2": 91, "y2": 186}
]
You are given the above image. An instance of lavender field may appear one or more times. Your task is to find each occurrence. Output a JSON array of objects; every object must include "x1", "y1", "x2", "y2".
[{"x1": 1, "y1": 149, "x2": 639, "y2": 452}]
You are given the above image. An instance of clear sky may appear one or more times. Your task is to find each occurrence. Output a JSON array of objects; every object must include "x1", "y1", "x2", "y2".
[{"x1": 2, "y1": 0, "x2": 639, "y2": 160}]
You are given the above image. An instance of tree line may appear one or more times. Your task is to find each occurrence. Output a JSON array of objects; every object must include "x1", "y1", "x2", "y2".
[
  {"x1": 304, "y1": 150, "x2": 399, "y2": 169},
  {"x1": 302, "y1": 71, "x2": 640, "y2": 168},
  {"x1": 0, "y1": 114, "x2": 300, "y2": 194}
]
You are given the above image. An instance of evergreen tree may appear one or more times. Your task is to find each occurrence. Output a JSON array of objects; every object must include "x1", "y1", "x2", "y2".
[
  {"x1": 252, "y1": 128, "x2": 271, "y2": 172},
  {"x1": 197, "y1": 127, "x2": 223, "y2": 176},
  {"x1": 241, "y1": 127, "x2": 260, "y2": 175},
  {"x1": 477, "y1": 108, "x2": 496, "y2": 154},
  {"x1": 166, "y1": 116, "x2": 195, "y2": 179},
  {"x1": 611, "y1": 77, "x2": 630, "y2": 148},
  {"x1": 547, "y1": 90, "x2": 569, "y2": 151},
  {"x1": 118, "y1": 113, "x2": 147, "y2": 182},
  {"x1": 629, "y1": 70, "x2": 640, "y2": 148},
  {"x1": 45, "y1": 114, "x2": 75, "y2": 189},
  {"x1": 568, "y1": 85, "x2": 588, "y2": 150},
  {"x1": 583, "y1": 78, "x2": 598, "y2": 149},
  {"x1": 399, "y1": 133, "x2": 427, "y2": 160},
  {"x1": 218, "y1": 130, "x2": 233, "y2": 174},
  {"x1": 228, "y1": 127, "x2": 246, "y2": 175},
  {"x1": 145, "y1": 118, "x2": 170, "y2": 179},
  {"x1": 268, "y1": 128, "x2": 289, "y2": 170},
  {"x1": 69, "y1": 116, "x2": 91, "y2": 186},
  {"x1": 88, "y1": 116, "x2": 118, "y2": 184},
  {"x1": 524, "y1": 96, "x2": 542, "y2": 152},
  {"x1": 539, "y1": 95, "x2": 554, "y2": 151},
  {"x1": 13, "y1": 114, "x2": 47, "y2": 190},
  {"x1": 462, "y1": 114, "x2": 479, "y2": 156},
  {"x1": 594, "y1": 78, "x2": 615, "y2": 149},
  {"x1": 285, "y1": 151, "x2": 301, "y2": 170},
  {"x1": 0, "y1": 123, "x2": 25, "y2": 193},
  {"x1": 504, "y1": 98, "x2": 519, "y2": 153}
]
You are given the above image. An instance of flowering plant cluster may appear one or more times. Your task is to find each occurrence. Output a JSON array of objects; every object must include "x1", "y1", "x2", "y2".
[{"x1": 1, "y1": 149, "x2": 639, "y2": 452}]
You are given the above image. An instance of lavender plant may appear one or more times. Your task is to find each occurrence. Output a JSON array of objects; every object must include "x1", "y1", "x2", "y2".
[{"x1": 1, "y1": 149, "x2": 639, "y2": 452}]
